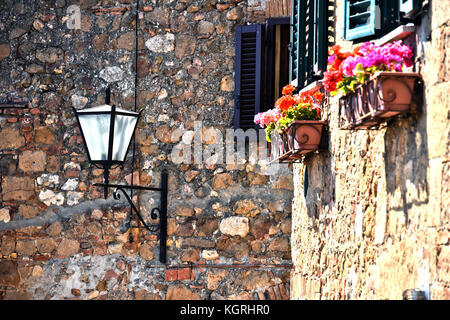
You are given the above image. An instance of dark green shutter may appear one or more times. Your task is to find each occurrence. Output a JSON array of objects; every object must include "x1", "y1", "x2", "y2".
[
  {"x1": 290, "y1": 0, "x2": 328, "y2": 89},
  {"x1": 312, "y1": 0, "x2": 328, "y2": 75},
  {"x1": 289, "y1": 0, "x2": 300, "y2": 87},
  {"x1": 343, "y1": 0, "x2": 379, "y2": 41}
]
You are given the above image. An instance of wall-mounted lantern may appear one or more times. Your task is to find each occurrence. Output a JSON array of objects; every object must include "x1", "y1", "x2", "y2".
[
  {"x1": 72, "y1": 95, "x2": 140, "y2": 198},
  {"x1": 72, "y1": 88, "x2": 168, "y2": 263}
]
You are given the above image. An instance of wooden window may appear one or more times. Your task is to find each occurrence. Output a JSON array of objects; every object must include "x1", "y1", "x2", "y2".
[
  {"x1": 234, "y1": 24, "x2": 265, "y2": 130},
  {"x1": 265, "y1": 17, "x2": 291, "y2": 108},
  {"x1": 343, "y1": 0, "x2": 379, "y2": 41},
  {"x1": 399, "y1": 0, "x2": 422, "y2": 18},
  {"x1": 234, "y1": 19, "x2": 291, "y2": 129},
  {"x1": 290, "y1": 0, "x2": 329, "y2": 89},
  {"x1": 343, "y1": 0, "x2": 423, "y2": 42}
]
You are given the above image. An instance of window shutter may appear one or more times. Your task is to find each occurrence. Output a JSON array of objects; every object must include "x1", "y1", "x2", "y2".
[
  {"x1": 399, "y1": 0, "x2": 422, "y2": 18},
  {"x1": 234, "y1": 24, "x2": 265, "y2": 130},
  {"x1": 312, "y1": 0, "x2": 328, "y2": 75},
  {"x1": 290, "y1": 0, "x2": 328, "y2": 89},
  {"x1": 344, "y1": 0, "x2": 379, "y2": 41},
  {"x1": 289, "y1": 0, "x2": 300, "y2": 87}
]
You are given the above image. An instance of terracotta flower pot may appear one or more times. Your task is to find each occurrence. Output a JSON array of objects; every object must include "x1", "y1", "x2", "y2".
[
  {"x1": 368, "y1": 72, "x2": 419, "y2": 117},
  {"x1": 339, "y1": 72, "x2": 421, "y2": 129},
  {"x1": 284, "y1": 120, "x2": 326, "y2": 160},
  {"x1": 269, "y1": 121, "x2": 326, "y2": 162}
]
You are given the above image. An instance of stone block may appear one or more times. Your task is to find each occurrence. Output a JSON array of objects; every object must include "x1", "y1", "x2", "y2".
[
  {"x1": 212, "y1": 173, "x2": 234, "y2": 190},
  {"x1": 217, "y1": 237, "x2": 249, "y2": 259},
  {"x1": 139, "y1": 242, "x2": 154, "y2": 261},
  {"x1": 234, "y1": 199, "x2": 258, "y2": 216},
  {"x1": 201, "y1": 249, "x2": 219, "y2": 261},
  {"x1": 431, "y1": 2, "x2": 450, "y2": 31},
  {"x1": 275, "y1": 174, "x2": 294, "y2": 190},
  {"x1": 19, "y1": 150, "x2": 47, "y2": 172},
  {"x1": 175, "y1": 34, "x2": 196, "y2": 59},
  {"x1": 220, "y1": 75, "x2": 234, "y2": 92},
  {"x1": 0, "y1": 43, "x2": 10, "y2": 61},
  {"x1": 99, "y1": 66, "x2": 124, "y2": 83},
  {"x1": 36, "y1": 238, "x2": 57, "y2": 254},
  {"x1": 428, "y1": 158, "x2": 443, "y2": 227},
  {"x1": 198, "y1": 20, "x2": 215, "y2": 35},
  {"x1": 56, "y1": 239, "x2": 80, "y2": 258},
  {"x1": 0, "y1": 127, "x2": 25, "y2": 149},
  {"x1": 144, "y1": 7, "x2": 170, "y2": 27},
  {"x1": 117, "y1": 31, "x2": 135, "y2": 50},
  {"x1": 2, "y1": 176, "x2": 35, "y2": 201},
  {"x1": 171, "y1": 206, "x2": 194, "y2": 217},
  {"x1": 226, "y1": 7, "x2": 243, "y2": 21},
  {"x1": 1, "y1": 237, "x2": 15, "y2": 256},
  {"x1": 166, "y1": 284, "x2": 200, "y2": 300},
  {"x1": 145, "y1": 33, "x2": 175, "y2": 53},
  {"x1": 196, "y1": 216, "x2": 218, "y2": 236},
  {"x1": 39, "y1": 190, "x2": 64, "y2": 206},
  {"x1": 427, "y1": 82, "x2": 450, "y2": 159},
  {"x1": 250, "y1": 217, "x2": 271, "y2": 240},
  {"x1": 219, "y1": 216, "x2": 249, "y2": 237},
  {"x1": 0, "y1": 208, "x2": 10, "y2": 223},
  {"x1": 206, "y1": 269, "x2": 229, "y2": 290},
  {"x1": 0, "y1": 261, "x2": 20, "y2": 287},
  {"x1": 437, "y1": 246, "x2": 450, "y2": 283},
  {"x1": 16, "y1": 240, "x2": 37, "y2": 256},
  {"x1": 238, "y1": 270, "x2": 271, "y2": 291},
  {"x1": 268, "y1": 237, "x2": 290, "y2": 252}
]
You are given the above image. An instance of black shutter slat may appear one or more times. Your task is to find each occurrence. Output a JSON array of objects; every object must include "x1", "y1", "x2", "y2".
[{"x1": 234, "y1": 24, "x2": 265, "y2": 130}]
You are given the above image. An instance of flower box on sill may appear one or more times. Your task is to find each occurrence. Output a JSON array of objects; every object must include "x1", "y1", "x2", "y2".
[
  {"x1": 271, "y1": 120, "x2": 327, "y2": 163},
  {"x1": 338, "y1": 71, "x2": 421, "y2": 130}
]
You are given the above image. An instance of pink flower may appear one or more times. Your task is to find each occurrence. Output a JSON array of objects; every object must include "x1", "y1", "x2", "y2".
[
  {"x1": 341, "y1": 56, "x2": 359, "y2": 76},
  {"x1": 254, "y1": 108, "x2": 282, "y2": 128}
]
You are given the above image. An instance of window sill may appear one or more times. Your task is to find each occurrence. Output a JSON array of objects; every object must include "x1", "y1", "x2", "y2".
[
  {"x1": 374, "y1": 24, "x2": 416, "y2": 46},
  {"x1": 298, "y1": 80, "x2": 323, "y2": 94}
]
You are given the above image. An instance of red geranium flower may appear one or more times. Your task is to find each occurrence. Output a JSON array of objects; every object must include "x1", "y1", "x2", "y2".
[
  {"x1": 282, "y1": 84, "x2": 296, "y2": 95},
  {"x1": 275, "y1": 94, "x2": 296, "y2": 112},
  {"x1": 323, "y1": 70, "x2": 343, "y2": 93}
]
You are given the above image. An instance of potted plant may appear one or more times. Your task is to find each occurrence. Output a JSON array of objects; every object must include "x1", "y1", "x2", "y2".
[
  {"x1": 323, "y1": 41, "x2": 420, "y2": 129},
  {"x1": 254, "y1": 84, "x2": 326, "y2": 161}
]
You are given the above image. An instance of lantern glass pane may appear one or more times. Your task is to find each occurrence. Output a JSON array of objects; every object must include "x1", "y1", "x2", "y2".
[
  {"x1": 112, "y1": 114, "x2": 138, "y2": 161},
  {"x1": 78, "y1": 113, "x2": 111, "y2": 161}
]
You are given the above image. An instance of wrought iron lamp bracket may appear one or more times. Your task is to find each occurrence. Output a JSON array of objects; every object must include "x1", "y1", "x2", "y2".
[{"x1": 94, "y1": 170, "x2": 168, "y2": 263}]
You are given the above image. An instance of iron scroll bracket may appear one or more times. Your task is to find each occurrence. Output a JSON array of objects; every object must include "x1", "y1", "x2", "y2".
[{"x1": 94, "y1": 170, "x2": 168, "y2": 264}]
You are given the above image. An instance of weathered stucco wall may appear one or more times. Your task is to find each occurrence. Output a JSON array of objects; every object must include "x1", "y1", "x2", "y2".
[
  {"x1": 291, "y1": 1, "x2": 449, "y2": 300},
  {"x1": 0, "y1": 0, "x2": 293, "y2": 300}
]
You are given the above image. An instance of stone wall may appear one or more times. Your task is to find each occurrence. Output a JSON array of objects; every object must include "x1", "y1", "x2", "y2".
[
  {"x1": 0, "y1": 0, "x2": 293, "y2": 300},
  {"x1": 290, "y1": 1, "x2": 450, "y2": 300}
]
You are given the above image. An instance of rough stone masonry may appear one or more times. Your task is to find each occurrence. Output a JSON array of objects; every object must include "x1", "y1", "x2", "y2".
[
  {"x1": 290, "y1": 1, "x2": 450, "y2": 300},
  {"x1": 0, "y1": 0, "x2": 292, "y2": 300}
]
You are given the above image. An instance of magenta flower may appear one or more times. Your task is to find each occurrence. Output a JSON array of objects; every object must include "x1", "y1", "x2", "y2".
[{"x1": 342, "y1": 56, "x2": 359, "y2": 76}]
